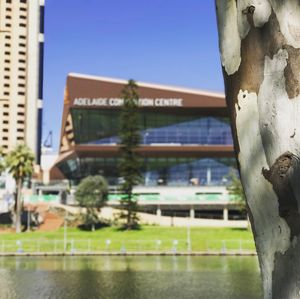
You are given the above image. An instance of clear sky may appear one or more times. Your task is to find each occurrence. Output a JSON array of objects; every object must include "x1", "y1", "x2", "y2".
[{"x1": 43, "y1": 0, "x2": 224, "y2": 151}]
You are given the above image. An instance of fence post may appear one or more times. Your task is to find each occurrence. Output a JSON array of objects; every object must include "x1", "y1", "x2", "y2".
[
  {"x1": 172, "y1": 240, "x2": 178, "y2": 254},
  {"x1": 221, "y1": 240, "x2": 226, "y2": 254},
  {"x1": 71, "y1": 239, "x2": 74, "y2": 253},
  {"x1": 88, "y1": 239, "x2": 91, "y2": 253},
  {"x1": 106, "y1": 239, "x2": 111, "y2": 251},
  {"x1": 156, "y1": 240, "x2": 161, "y2": 252}
]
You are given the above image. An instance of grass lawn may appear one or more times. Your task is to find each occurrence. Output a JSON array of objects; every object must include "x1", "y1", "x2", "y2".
[{"x1": 0, "y1": 226, "x2": 255, "y2": 253}]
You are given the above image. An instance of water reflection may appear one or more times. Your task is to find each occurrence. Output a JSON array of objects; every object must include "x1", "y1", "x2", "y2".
[{"x1": 0, "y1": 256, "x2": 263, "y2": 299}]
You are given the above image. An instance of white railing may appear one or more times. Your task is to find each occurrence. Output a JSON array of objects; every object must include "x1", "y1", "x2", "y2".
[{"x1": 0, "y1": 239, "x2": 255, "y2": 254}]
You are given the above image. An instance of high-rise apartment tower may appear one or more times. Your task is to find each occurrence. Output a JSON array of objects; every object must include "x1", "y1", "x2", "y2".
[{"x1": 0, "y1": 0, "x2": 44, "y2": 163}]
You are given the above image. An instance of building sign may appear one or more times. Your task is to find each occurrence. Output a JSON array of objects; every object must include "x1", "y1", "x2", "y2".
[{"x1": 73, "y1": 97, "x2": 183, "y2": 107}]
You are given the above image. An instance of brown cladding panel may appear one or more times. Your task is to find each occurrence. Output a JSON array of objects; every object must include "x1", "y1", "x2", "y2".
[{"x1": 66, "y1": 75, "x2": 226, "y2": 109}]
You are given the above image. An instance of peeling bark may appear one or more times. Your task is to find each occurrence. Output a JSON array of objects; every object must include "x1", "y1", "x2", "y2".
[{"x1": 215, "y1": 1, "x2": 300, "y2": 298}]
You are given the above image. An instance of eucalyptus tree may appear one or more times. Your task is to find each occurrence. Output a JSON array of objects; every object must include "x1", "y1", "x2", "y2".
[
  {"x1": 215, "y1": 1, "x2": 300, "y2": 298},
  {"x1": 5, "y1": 145, "x2": 34, "y2": 233}
]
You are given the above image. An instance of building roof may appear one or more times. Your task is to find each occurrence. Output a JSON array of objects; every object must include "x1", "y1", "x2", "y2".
[{"x1": 68, "y1": 72, "x2": 224, "y2": 99}]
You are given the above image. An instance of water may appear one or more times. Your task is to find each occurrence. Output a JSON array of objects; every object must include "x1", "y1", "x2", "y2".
[{"x1": 0, "y1": 256, "x2": 262, "y2": 299}]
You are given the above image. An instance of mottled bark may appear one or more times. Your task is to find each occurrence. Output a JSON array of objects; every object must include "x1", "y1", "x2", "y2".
[{"x1": 215, "y1": 1, "x2": 300, "y2": 298}]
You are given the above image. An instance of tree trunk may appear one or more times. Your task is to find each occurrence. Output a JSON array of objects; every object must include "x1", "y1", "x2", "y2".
[
  {"x1": 215, "y1": 1, "x2": 300, "y2": 298},
  {"x1": 15, "y1": 179, "x2": 22, "y2": 233}
]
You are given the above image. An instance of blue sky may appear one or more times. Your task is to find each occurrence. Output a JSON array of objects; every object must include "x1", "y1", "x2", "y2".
[{"x1": 43, "y1": 0, "x2": 224, "y2": 150}]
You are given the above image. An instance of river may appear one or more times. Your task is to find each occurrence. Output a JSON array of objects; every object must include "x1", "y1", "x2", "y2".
[{"x1": 0, "y1": 256, "x2": 262, "y2": 299}]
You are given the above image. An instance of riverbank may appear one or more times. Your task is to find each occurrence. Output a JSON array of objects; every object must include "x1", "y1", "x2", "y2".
[{"x1": 0, "y1": 226, "x2": 255, "y2": 254}]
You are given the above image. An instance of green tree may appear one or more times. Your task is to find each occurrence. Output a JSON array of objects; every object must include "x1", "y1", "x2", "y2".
[
  {"x1": 226, "y1": 170, "x2": 247, "y2": 215},
  {"x1": 0, "y1": 147, "x2": 5, "y2": 174},
  {"x1": 75, "y1": 175, "x2": 108, "y2": 231},
  {"x1": 5, "y1": 145, "x2": 34, "y2": 233},
  {"x1": 118, "y1": 79, "x2": 142, "y2": 229}
]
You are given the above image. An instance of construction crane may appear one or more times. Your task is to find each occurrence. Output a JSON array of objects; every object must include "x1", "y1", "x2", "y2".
[{"x1": 43, "y1": 130, "x2": 53, "y2": 148}]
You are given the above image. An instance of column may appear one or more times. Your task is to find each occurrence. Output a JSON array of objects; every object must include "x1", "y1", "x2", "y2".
[{"x1": 223, "y1": 207, "x2": 229, "y2": 221}]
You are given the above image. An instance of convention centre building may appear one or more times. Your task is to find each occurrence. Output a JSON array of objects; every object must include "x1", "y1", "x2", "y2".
[{"x1": 50, "y1": 73, "x2": 240, "y2": 220}]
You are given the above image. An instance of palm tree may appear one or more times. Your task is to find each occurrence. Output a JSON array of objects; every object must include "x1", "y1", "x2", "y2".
[
  {"x1": 0, "y1": 147, "x2": 5, "y2": 174},
  {"x1": 5, "y1": 145, "x2": 34, "y2": 233}
]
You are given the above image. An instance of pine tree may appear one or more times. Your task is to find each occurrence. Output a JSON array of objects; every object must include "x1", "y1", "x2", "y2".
[{"x1": 118, "y1": 79, "x2": 141, "y2": 229}]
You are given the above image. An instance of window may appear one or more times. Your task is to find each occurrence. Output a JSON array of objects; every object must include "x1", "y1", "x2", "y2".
[
  {"x1": 4, "y1": 60, "x2": 10, "y2": 63},
  {"x1": 4, "y1": 104, "x2": 9, "y2": 108},
  {"x1": 18, "y1": 67, "x2": 25, "y2": 71},
  {"x1": 4, "y1": 76, "x2": 10, "y2": 79},
  {"x1": 18, "y1": 59, "x2": 25, "y2": 63},
  {"x1": 18, "y1": 84, "x2": 25, "y2": 87},
  {"x1": 20, "y1": 15, "x2": 26, "y2": 20},
  {"x1": 18, "y1": 104, "x2": 25, "y2": 108},
  {"x1": 17, "y1": 112, "x2": 24, "y2": 116},
  {"x1": 3, "y1": 121, "x2": 8, "y2": 124},
  {"x1": 3, "y1": 112, "x2": 9, "y2": 116},
  {"x1": 20, "y1": 23, "x2": 26, "y2": 27},
  {"x1": 5, "y1": 24, "x2": 11, "y2": 28},
  {"x1": 19, "y1": 35, "x2": 26, "y2": 39},
  {"x1": 18, "y1": 92, "x2": 25, "y2": 96},
  {"x1": 5, "y1": 36, "x2": 11, "y2": 40},
  {"x1": 4, "y1": 68, "x2": 10, "y2": 71},
  {"x1": 3, "y1": 129, "x2": 8, "y2": 133},
  {"x1": 3, "y1": 137, "x2": 8, "y2": 141},
  {"x1": 5, "y1": 43, "x2": 10, "y2": 47},
  {"x1": 19, "y1": 43, "x2": 26, "y2": 47},
  {"x1": 4, "y1": 51, "x2": 10, "y2": 55},
  {"x1": 18, "y1": 75, "x2": 25, "y2": 79},
  {"x1": 17, "y1": 120, "x2": 24, "y2": 124},
  {"x1": 6, "y1": 0, "x2": 11, "y2": 3},
  {"x1": 4, "y1": 92, "x2": 9, "y2": 96},
  {"x1": 6, "y1": 7, "x2": 11, "y2": 12},
  {"x1": 6, "y1": 15, "x2": 11, "y2": 20},
  {"x1": 20, "y1": 0, "x2": 27, "y2": 3},
  {"x1": 20, "y1": 7, "x2": 27, "y2": 12},
  {"x1": 17, "y1": 137, "x2": 24, "y2": 140},
  {"x1": 4, "y1": 84, "x2": 9, "y2": 88},
  {"x1": 19, "y1": 51, "x2": 26, "y2": 55}
]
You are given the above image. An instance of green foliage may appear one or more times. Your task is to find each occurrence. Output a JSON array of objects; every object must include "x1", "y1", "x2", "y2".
[
  {"x1": 5, "y1": 145, "x2": 35, "y2": 233},
  {"x1": 5, "y1": 144, "x2": 34, "y2": 182},
  {"x1": 75, "y1": 175, "x2": 108, "y2": 230},
  {"x1": 0, "y1": 147, "x2": 6, "y2": 174},
  {"x1": 226, "y1": 170, "x2": 247, "y2": 214},
  {"x1": 118, "y1": 79, "x2": 142, "y2": 229}
]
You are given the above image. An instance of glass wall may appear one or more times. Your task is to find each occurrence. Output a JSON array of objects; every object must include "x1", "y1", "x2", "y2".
[
  {"x1": 58, "y1": 157, "x2": 237, "y2": 186},
  {"x1": 71, "y1": 109, "x2": 232, "y2": 145}
]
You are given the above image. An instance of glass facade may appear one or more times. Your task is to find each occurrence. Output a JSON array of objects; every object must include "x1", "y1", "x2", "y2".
[
  {"x1": 71, "y1": 109, "x2": 232, "y2": 145},
  {"x1": 58, "y1": 157, "x2": 237, "y2": 186}
]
